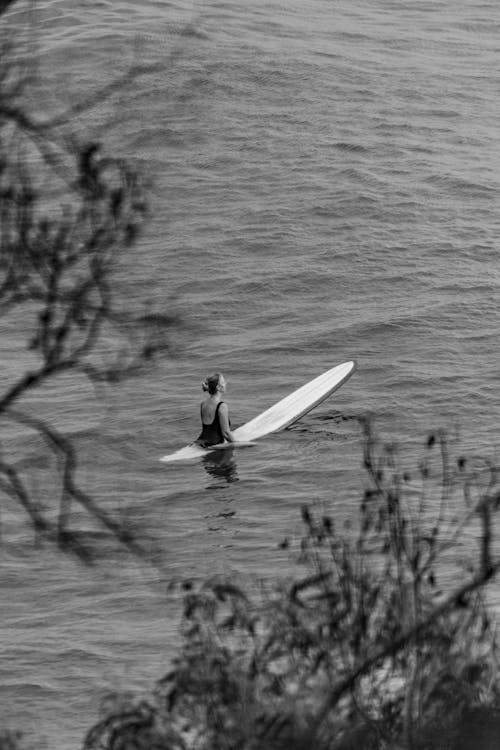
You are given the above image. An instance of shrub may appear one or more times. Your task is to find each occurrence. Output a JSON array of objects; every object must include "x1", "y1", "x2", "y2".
[{"x1": 85, "y1": 420, "x2": 500, "y2": 750}]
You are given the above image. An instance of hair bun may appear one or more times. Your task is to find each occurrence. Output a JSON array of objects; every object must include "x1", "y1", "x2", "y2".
[{"x1": 202, "y1": 373, "x2": 222, "y2": 395}]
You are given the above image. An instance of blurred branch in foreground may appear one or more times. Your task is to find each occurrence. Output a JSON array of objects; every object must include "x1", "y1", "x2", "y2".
[
  {"x1": 0, "y1": 0, "x2": 181, "y2": 563},
  {"x1": 83, "y1": 420, "x2": 500, "y2": 750}
]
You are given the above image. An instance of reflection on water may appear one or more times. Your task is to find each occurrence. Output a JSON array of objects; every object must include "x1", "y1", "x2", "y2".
[{"x1": 202, "y1": 449, "x2": 239, "y2": 483}]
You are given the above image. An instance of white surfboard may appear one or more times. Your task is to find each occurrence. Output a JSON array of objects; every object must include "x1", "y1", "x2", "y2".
[{"x1": 160, "y1": 360, "x2": 356, "y2": 463}]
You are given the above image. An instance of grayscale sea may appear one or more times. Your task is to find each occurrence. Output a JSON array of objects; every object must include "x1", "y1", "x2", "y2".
[{"x1": 1, "y1": 1, "x2": 499, "y2": 746}]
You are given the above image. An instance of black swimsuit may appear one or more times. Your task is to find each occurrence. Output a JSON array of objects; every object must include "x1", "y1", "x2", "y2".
[{"x1": 197, "y1": 402, "x2": 225, "y2": 447}]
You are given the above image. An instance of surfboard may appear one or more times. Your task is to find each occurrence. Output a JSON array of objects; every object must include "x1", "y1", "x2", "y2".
[{"x1": 160, "y1": 360, "x2": 356, "y2": 463}]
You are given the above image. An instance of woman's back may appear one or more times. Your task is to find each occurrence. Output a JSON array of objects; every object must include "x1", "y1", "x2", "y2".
[
  {"x1": 197, "y1": 401, "x2": 224, "y2": 446},
  {"x1": 200, "y1": 399, "x2": 221, "y2": 425},
  {"x1": 196, "y1": 372, "x2": 235, "y2": 447}
]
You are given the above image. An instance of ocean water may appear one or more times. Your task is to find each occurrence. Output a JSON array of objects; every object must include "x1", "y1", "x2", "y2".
[{"x1": 1, "y1": 0, "x2": 500, "y2": 746}]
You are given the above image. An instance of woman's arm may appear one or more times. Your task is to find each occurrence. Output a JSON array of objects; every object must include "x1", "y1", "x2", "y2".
[{"x1": 218, "y1": 402, "x2": 236, "y2": 442}]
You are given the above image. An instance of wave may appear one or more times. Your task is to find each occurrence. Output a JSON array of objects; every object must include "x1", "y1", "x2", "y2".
[
  {"x1": 424, "y1": 173, "x2": 498, "y2": 196},
  {"x1": 333, "y1": 142, "x2": 369, "y2": 154}
]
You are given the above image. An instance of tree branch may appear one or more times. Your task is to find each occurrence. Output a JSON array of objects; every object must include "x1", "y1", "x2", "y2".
[
  {"x1": 311, "y1": 492, "x2": 498, "y2": 737},
  {"x1": 6, "y1": 408, "x2": 151, "y2": 562}
]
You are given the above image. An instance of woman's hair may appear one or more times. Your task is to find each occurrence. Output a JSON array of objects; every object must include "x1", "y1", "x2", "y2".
[{"x1": 202, "y1": 373, "x2": 222, "y2": 395}]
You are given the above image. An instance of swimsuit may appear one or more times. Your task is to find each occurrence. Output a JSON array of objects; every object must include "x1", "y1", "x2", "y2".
[{"x1": 196, "y1": 401, "x2": 225, "y2": 447}]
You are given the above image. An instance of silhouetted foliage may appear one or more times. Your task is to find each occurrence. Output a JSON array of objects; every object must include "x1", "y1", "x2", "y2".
[
  {"x1": 84, "y1": 419, "x2": 500, "y2": 750},
  {"x1": 0, "y1": 0, "x2": 177, "y2": 561},
  {"x1": 0, "y1": 731, "x2": 25, "y2": 750}
]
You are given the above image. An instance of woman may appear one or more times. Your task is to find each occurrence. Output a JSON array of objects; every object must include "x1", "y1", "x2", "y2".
[{"x1": 196, "y1": 372, "x2": 236, "y2": 447}]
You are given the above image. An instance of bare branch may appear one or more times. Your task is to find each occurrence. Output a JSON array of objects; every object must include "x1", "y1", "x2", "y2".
[
  {"x1": 0, "y1": 0, "x2": 18, "y2": 19},
  {"x1": 6, "y1": 408, "x2": 152, "y2": 562}
]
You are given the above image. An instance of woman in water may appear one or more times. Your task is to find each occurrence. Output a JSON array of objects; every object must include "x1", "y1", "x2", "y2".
[{"x1": 196, "y1": 372, "x2": 236, "y2": 447}]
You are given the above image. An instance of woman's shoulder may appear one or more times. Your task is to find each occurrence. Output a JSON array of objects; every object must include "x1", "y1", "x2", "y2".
[
  {"x1": 200, "y1": 397, "x2": 226, "y2": 413},
  {"x1": 200, "y1": 397, "x2": 212, "y2": 414}
]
